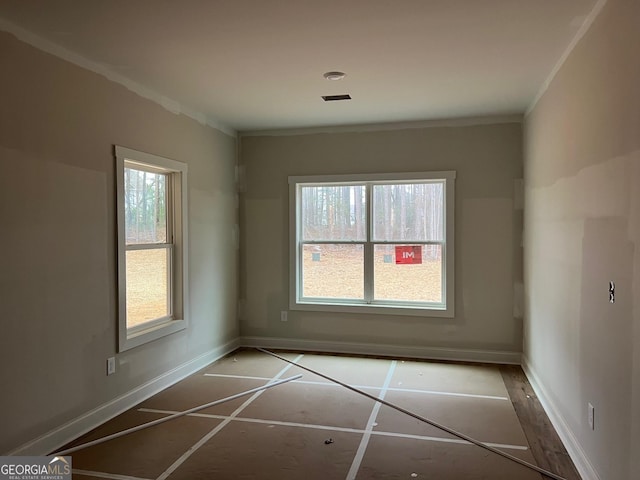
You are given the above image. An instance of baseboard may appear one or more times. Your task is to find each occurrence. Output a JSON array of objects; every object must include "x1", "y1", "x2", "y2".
[
  {"x1": 8, "y1": 338, "x2": 241, "y2": 456},
  {"x1": 521, "y1": 355, "x2": 601, "y2": 480},
  {"x1": 240, "y1": 336, "x2": 521, "y2": 364}
]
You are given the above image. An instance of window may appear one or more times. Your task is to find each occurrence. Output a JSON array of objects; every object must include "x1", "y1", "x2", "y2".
[
  {"x1": 115, "y1": 146, "x2": 188, "y2": 351},
  {"x1": 289, "y1": 171, "x2": 455, "y2": 317}
]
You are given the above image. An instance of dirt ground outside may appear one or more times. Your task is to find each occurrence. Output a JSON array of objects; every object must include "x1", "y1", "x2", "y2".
[
  {"x1": 125, "y1": 249, "x2": 169, "y2": 328},
  {"x1": 302, "y1": 244, "x2": 442, "y2": 302}
]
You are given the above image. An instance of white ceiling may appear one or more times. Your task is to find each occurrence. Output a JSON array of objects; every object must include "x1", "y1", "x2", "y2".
[{"x1": 0, "y1": 0, "x2": 600, "y2": 133}]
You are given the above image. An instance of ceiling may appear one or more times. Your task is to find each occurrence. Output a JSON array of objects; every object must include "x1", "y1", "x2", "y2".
[{"x1": 0, "y1": 0, "x2": 599, "y2": 133}]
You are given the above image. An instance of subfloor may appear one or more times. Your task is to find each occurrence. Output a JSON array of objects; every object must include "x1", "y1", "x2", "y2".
[{"x1": 60, "y1": 349, "x2": 581, "y2": 480}]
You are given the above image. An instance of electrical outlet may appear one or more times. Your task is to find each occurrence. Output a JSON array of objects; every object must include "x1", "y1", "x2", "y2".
[
  {"x1": 280, "y1": 311, "x2": 288, "y2": 322},
  {"x1": 107, "y1": 357, "x2": 116, "y2": 376},
  {"x1": 588, "y1": 402, "x2": 595, "y2": 430},
  {"x1": 609, "y1": 281, "x2": 615, "y2": 303}
]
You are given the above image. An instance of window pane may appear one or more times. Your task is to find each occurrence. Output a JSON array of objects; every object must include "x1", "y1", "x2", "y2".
[
  {"x1": 302, "y1": 244, "x2": 364, "y2": 299},
  {"x1": 125, "y1": 167, "x2": 167, "y2": 244},
  {"x1": 374, "y1": 244, "x2": 442, "y2": 303},
  {"x1": 300, "y1": 185, "x2": 366, "y2": 241},
  {"x1": 373, "y1": 182, "x2": 444, "y2": 242},
  {"x1": 126, "y1": 248, "x2": 170, "y2": 327}
]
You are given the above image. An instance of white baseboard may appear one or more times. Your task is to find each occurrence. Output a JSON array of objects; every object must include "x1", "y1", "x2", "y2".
[
  {"x1": 8, "y1": 338, "x2": 241, "y2": 456},
  {"x1": 240, "y1": 336, "x2": 521, "y2": 364},
  {"x1": 521, "y1": 355, "x2": 601, "y2": 480}
]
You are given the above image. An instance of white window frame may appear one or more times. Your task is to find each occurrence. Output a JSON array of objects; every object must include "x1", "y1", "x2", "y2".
[
  {"x1": 289, "y1": 171, "x2": 455, "y2": 318},
  {"x1": 115, "y1": 146, "x2": 189, "y2": 351}
]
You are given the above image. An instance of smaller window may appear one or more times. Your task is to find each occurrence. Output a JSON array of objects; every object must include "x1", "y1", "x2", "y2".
[{"x1": 115, "y1": 146, "x2": 188, "y2": 351}]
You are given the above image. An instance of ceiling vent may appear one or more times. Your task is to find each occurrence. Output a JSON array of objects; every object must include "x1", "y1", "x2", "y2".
[{"x1": 322, "y1": 94, "x2": 352, "y2": 102}]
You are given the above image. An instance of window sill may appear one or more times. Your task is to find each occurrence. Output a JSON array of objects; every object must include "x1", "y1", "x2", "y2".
[
  {"x1": 119, "y1": 318, "x2": 187, "y2": 352},
  {"x1": 290, "y1": 301, "x2": 454, "y2": 318}
]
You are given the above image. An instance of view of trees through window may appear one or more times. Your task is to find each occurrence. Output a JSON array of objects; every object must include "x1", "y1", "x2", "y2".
[
  {"x1": 299, "y1": 181, "x2": 445, "y2": 304},
  {"x1": 124, "y1": 167, "x2": 167, "y2": 244},
  {"x1": 301, "y1": 182, "x2": 443, "y2": 242},
  {"x1": 372, "y1": 183, "x2": 443, "y2": 242}
]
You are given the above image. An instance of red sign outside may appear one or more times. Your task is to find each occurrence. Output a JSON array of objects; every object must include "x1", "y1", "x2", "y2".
[{"x1": 395, "y1": 245, "x2": 422, "y2": 265}]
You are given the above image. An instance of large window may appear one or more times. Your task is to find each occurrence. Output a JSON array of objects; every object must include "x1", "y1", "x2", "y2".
[
  {"x1": 289, "y1": 171, "x2": 455, "y2": 317},
  {"x1": 116, "y1": 146, "x2": 188, "y2": 351}
]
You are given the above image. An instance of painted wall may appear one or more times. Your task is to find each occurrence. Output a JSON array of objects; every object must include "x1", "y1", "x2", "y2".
[
  {"x1": 0, "y1": 32, "x2": 238, "y2": 454},
  {"x1": 523, "y1": 0, "x2": 639, "y2": 478},
  {"x1": 240, "y1": 121, "x2": 523, "y2": 358}
]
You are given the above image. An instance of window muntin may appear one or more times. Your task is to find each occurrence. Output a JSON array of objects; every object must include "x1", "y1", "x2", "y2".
[
  {"x1": 116, "y1": 146, "x2": 188, "y2": 351},
  {"x1": 290, "y1": 172, "x2": 455, "y2": 317}
]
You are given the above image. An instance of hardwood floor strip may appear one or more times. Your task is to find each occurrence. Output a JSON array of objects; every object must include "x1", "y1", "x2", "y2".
[{"x1": 500, "y1": 365, "x2": 582, "y2": 480}]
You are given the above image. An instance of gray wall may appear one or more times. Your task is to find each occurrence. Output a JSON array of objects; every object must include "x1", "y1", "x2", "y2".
[
  {"x1": 0, "y1": 32, "x2": 238, "y2": 453},
  {"x1": 523, "y1": 0, "x2": 640, "y2": 478},
  {"x1": 240, "y1": 122, "x2": 523, "y2": 355}
]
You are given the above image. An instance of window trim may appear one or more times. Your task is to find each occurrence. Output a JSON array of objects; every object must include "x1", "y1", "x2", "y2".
[
  {"x1": 115, "y1": 146, "x2": 189, "y2": 352},
  {"x1": 288, "y1": 171, "x2": 455, "y2": 318}
]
